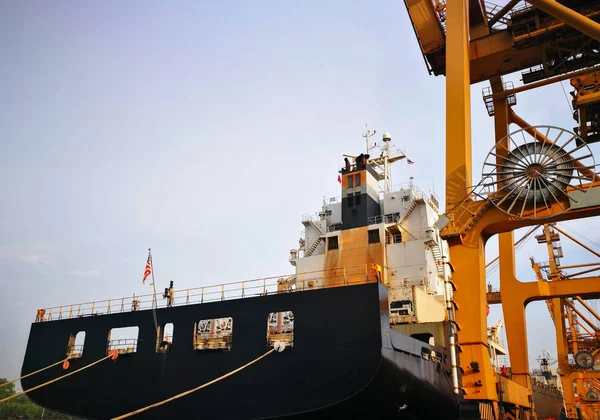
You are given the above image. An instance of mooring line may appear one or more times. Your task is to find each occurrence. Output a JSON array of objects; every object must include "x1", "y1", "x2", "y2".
[
  {"x1": 112, "y1": 348, "x2": 276, "y2": 419},
  {"x1": 0, "y1": 351, "x2": 117, "y2": 404}
]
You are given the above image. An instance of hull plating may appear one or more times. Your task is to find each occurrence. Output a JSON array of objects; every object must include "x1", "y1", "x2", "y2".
[{"x1": 22, "y1": 283, "x2": 458, "y2": 419}]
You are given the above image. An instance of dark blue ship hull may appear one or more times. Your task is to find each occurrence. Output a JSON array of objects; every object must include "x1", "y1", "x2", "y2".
[{"x1": 21, "y1": 283, "x2": 459, "y2": 419}]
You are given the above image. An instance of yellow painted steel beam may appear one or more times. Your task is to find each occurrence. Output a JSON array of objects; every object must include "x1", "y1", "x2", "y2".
[
  {"x1": 449, "y1": 237, "x2": 499, "y2": 400},
  {"x1": 443, "y1": 182, "x2": 600, "y2": 240},
  {"x1": 560, "y1": 262, "x2": 600, "y2": 270},
  {"x1": 553, "y1": 298, "x2": 578, "y2": 417},
  {"x1": 495, "y1": 233, "x2": 600, "y2": 385},
  {"x1": 513, "y1": 10, "x2": 600, "y2": 42},
  {"x1": 574, "y1": 296, "x2": 600, "y2": 323},
  {"x1": 403, "y1": 0, "x2": 445, "y2": 56},
  {"x1": 441, "y1": 0, "x2": 600, "y2": 412},
  {"x1": 498, "y1": 376, "x2": 533, "y2": 408},
  {"x1": 498, "y1": 233, "x2": 531, "y2": 389},
  {"x1": 487, "y1": 0, "x2": 520, "y2": 28},
  {"x1": 445, "y1": 0, "x2": 472, "y2": 210},
  {"x1": 469, "y1": 32, "x2": 547, "y2": 84},
  {"x1": 516, "y1": 275, "x2": 600, "y2": 303},
  {"x1": 565, "y1": 299, "x2": 600, "y2": 332},
  {"x1": 565, "y1": 266, "x2": 600, "y2": 278},
  {"x1": 554, "y1": 298, "x2": 568, "y2": 368},
  {"x1": 554, "y1": 225, "x2": 600, "y2": 258},
  {"x1": 445, "y1": 0, "x2": 505, "y2": 403},
  {"x1": 448, "y1": 192, "x2": 600, "y2": 403},
  {"x1": 472, "y1": 191, "x2": 600, "y2": 237},
  {"x1": 528, "y1": 0, "x2": 600, "y2": 41},
  {"x1": 493, "y1": 66, "x2": 600, "y2": 100}
]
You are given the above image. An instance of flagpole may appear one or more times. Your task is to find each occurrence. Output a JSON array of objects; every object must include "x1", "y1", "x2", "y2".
[
  {"x1": 149, "y1": 248, "x2": 158, "y2": 307},
  {"x1": 148, "y1": 248, "x2": 159, "y2": 333}
]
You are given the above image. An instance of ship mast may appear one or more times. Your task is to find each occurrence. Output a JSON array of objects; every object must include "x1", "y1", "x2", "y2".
[
  {"x1": 362, "y1": 124, "x2": 376, "y2": 155},
  {"x1": 362, "y1": 126, "x2": 407, "y2": 194}
]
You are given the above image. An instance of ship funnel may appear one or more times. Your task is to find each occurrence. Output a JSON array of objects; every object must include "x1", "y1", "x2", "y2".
[{"x1": 382, "y1": 132, "x2": 391, "y2": 142}]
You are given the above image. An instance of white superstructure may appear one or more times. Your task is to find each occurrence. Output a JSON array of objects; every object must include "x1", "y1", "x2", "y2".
[{"x1": 288, "y1": 131, "x2": 453, "y2": 346}]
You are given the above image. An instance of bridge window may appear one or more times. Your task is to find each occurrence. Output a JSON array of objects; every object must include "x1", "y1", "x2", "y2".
[
  {"x1": 194, "y1": 317, "x2": 232, "y2": 351},
  {"x1": 368, "y1": 229, "x2": 380, "y2": 244},
  {"x1": 66, "y1": 331, "x2": 86, "y2": 359},
  {"x1": 156, "y1": 322, "x2": 174, "y2": 353},
  {"x1": 327, "y1": 236, "x2": 339, "y2": 250},
  {"x1": 347, "y1": 175, "x2": 353, "y2": 188},
  {"x1": 107, "y1": 326, "x2": 139, "y2": 356},
  {"x1": 355, "y1": 174, "x2": 361, "y2": 186},
  {"x1": 267, "y1": 311, "x2": 294, "y2": 350}
]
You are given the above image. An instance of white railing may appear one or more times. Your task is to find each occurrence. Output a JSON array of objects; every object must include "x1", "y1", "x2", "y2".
[
  {"x1": 367, "y1": 214, "x2": 401, "y2": 225},
  {"x1": 34, "y1": 264, "x2": 383, "y2": 323},
  {"x1": 302, "y1": 214, "x2": 320, "y2": 223},
  {"x1": 107, "y1": 338, "x2": 138, "y2": 354}
]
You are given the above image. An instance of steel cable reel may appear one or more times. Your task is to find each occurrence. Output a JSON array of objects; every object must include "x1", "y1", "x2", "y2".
[
  {"x1": 574, "y1": 349, "x2": 595, "y2": 370},
  {"x1": 482, "y1": 126, "x2": 596, "y2": 219}
]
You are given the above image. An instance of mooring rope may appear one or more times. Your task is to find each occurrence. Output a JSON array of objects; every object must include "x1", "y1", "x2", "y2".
[
  {"x1": 0, "y1": 359, "x2": 69, "y2": 389},
  {"x1": 0, "y1": 351, "x2": 117, "y2": 404},
  {"x1": 111, "y1": 348, "x2": 276, "y2": 419}
]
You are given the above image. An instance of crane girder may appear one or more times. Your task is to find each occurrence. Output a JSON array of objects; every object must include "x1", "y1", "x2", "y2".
[{"x1": 404, "y1": 0, "x2": 600, "y2": 84}]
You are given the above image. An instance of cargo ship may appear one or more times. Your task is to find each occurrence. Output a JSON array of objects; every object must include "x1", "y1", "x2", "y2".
[
  {"x1": 20, "y1": 132, "x2": 564, "y2": 419},
  {"x1": 531, "y1": 355, "x2": 567, "y2": 420},
  {"x1": 487, "y1": 322, "x2": 566, "y2": 420},
  {"x1": 20, "y1": 132, "x2": 470, "y2": 419}
]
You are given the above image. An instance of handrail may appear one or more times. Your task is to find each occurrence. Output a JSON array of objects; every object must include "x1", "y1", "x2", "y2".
[
  {"x1": 367, "y1": 214, "x2": 401, "y2": 225},
  {"x1": 34, "y1": 264, "x2": 384, "y2": 323},
  {"x1": 107, "y1": 339, "x2": 138, "y2": 353}
]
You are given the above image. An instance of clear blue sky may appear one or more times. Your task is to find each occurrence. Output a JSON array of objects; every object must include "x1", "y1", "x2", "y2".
[{"x1": 1, "y1": 0, "x2": 599, "y2": 384}]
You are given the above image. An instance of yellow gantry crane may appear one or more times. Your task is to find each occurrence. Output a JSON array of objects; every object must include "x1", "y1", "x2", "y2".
[
  {"x1": 531, "y1": 224, "x2": 600, "y2": 419},
  {"x1": 403, "y1": 0, "x2": 600, "y2": 418}
]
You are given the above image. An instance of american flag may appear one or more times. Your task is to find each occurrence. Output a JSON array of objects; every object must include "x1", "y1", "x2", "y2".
[
  {"x1": 407, "y1": 158, "x2": 414, "y2": 165},
  {"x1": 143, "y1": 251, "x2": 152, "y2": 284}
]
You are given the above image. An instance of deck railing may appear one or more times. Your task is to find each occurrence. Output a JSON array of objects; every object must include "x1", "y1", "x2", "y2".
[
  {"x1": 34, "y1": 264, "x2": 383, "y2": 322},
  {"x1": 107, "y1": 338, "x2": 138, "y2": 354},
  {"x1": 66, "y1": 344, "x2": 84, "y2": 358}
]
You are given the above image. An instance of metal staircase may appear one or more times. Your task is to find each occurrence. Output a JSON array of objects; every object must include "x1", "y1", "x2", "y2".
[
  {"x1": 305, "y1": 237, "x2": 323, "y2": 257},
  {"x1": 431, "y1": 243, "x2": 445, "y2": 274},
  {"x1": 301, "y1": 217, "x2": 325, "y2": 257},
  {"x1": 397, "y1": 198, "x2": 418, "y2": 226},
  {"x1": 309, "y1": 220, "x2": 325, "y2": 236}
]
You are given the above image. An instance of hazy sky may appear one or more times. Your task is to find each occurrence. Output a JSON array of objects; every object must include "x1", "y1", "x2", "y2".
[{"x1": 1, "y1": 0, "x2": 599, "y2": 385}]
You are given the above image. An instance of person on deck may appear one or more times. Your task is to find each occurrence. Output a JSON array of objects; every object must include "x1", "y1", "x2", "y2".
[
  {"x1": 132, "y1": 296, "x2": 139, "y2": 311},
  {"x1": 166, "y1": 281, "x2": 175, "y2": 307}
]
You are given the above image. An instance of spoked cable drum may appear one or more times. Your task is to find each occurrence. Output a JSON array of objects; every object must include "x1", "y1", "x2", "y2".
[
  {"x1": 482, "y1": 126, "x2": 596, "y2": 219},
  {"x1": 574, "y1": 349, "x2": 595, "y2": 370}
]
